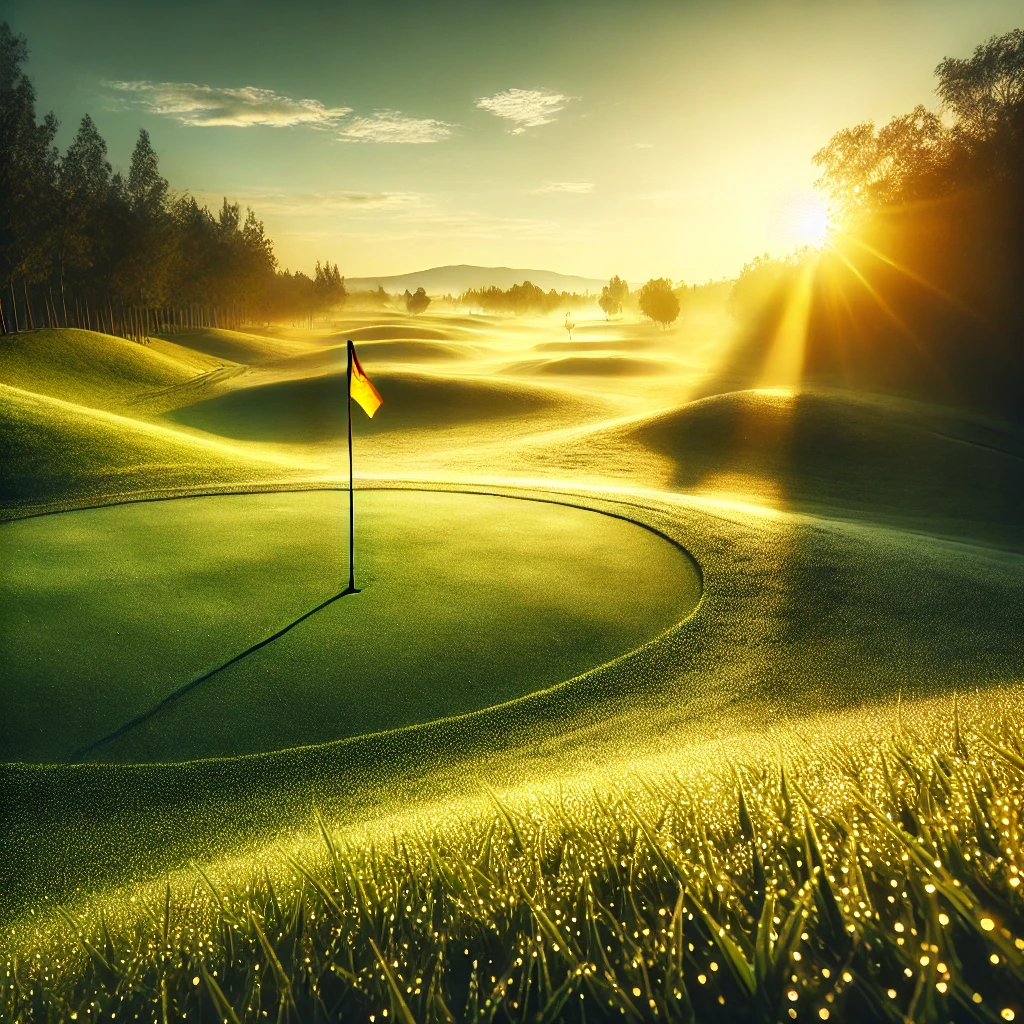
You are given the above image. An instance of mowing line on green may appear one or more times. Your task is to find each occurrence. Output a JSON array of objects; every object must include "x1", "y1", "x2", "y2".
[{"x1": 68, "y1": 587, "x2": 356, "y2": 762}]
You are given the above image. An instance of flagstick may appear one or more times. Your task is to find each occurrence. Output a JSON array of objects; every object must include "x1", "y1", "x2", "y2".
[{"x1": 346, "y1": 340, "x2": 358, "y2": 594}]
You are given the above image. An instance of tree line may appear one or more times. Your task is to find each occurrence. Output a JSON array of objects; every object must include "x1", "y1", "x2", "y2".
[
  {"x1": 457, "y1": 275, "x2": 687, "y2": 327},
  {"x1": 457, "y1": 280, "x2": 593, "y2": 316},
  {"x1": 0, "y1": 23, "x2": 347, "y2": 339}
]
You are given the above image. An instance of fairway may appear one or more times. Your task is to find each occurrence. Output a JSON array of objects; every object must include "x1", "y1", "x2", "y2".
[{"x1": 0, "y1": 488, "x2": 701, "y2": 765}]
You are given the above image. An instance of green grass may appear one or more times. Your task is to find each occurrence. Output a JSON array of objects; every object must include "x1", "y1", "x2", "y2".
[
  {"x1": 0, "y1": 329, "x2": 218, "y2": 412},
  {"x1": 150, "y1": 327, "x2": 316, "y2": 366},
  {"x1": 6, "y1": 689, "x2": 1024, "y2": 1023},
  {"x1": 1, "y1": 490, "x2": 699, "y2": 764},
  {"x1": 165, "y1": 370, "x2": 580, "y2": 444},
  {"x1": 0, "y1": 383, "x2": 302, "y2": 514},
  {"x1": 2, "y1": 317, "x2": 1024, "y2": 1022}
]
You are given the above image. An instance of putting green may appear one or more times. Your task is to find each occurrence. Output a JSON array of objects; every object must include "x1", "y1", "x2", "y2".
[{"x1": 0, "y1": 489, "x2": 701, "y2": 764}]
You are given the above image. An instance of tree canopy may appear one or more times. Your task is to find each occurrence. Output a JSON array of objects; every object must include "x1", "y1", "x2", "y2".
[
  {"x1": 598, "y1": 275, "x2": 629, "y2": 318},
  {"x1": 637, "y1": 278, "x2": 680, "y2": 327},
  {"x1": 814, "y1": 28, "x2": 1024, "y2": 224},
  {"x1": 404, "y1": 286, "x2": 431, "y2": 314}
]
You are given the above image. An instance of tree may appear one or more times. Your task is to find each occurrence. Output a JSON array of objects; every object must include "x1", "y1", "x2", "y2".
[
  {"x1": 0, "y1": 22, "x2": 362, "y2": 335},
  {"x1": 313, "y1": 261, "x2": 346, "y2": 311},
  {"x1": 405, "y1": 286, "x2": 430, "y2": 314},
  {"x1": 112, "y1": 129, "x2": 172, "y2": 307},
  {"x1": 936, "y1": 29, "x2": 1024, "y2": 146},
  {"x1": 812, "y1": 106, "x2": 948, "y2": 223},
  {"x1": 598, "y1": 275, "x2": 628, "y2": 319},
  {"x1": 638, "y1": 277, "x2": 680, "y2": 327},
  {"x1": 55, "y1": 114, "x2": 113, "y2": 320}
]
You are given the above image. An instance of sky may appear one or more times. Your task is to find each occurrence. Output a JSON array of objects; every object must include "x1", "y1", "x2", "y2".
[{"x1": 3, "y1": 0, "x2": 1020, "y2": 283}]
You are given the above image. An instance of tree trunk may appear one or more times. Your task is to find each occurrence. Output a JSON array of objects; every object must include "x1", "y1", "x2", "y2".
[
  {"x1": 59, "y1": 264, "x2": 68, "y2": 326},
  {"x1": 23, "y1": 280, "x2": 35, "y2": 329},
  {"x1": 9, "y1": 281, "x2": 19, "y2": 332}
]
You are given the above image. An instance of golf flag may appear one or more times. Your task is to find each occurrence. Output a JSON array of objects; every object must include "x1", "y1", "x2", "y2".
[{"x1": 349, "y1": 341, "x2": 383, "y2": 418}]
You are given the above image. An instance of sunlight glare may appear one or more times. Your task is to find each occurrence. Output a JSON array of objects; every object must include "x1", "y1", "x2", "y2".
[{"x1": 788, "y1": 195, "x2": 830, "y2": 249}]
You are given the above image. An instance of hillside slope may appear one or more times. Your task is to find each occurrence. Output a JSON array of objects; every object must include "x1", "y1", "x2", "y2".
[
  {"x1": 0, "y1": 329, "x2": 218, "y2": 412},
  {"x1": 0, "y1": 384, "x2": 294, "y2": 513}
]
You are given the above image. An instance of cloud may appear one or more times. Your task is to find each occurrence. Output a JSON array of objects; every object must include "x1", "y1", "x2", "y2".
[
  {"x1": 533, "y1": 181, "x2": 594, "y2": 194},
  {"x1": 105, "y1": 80, "x2": 350, "y2": 127},
  {"x1": 475, "y1": 88, "x2": 572, "y2": 133},
  {"x1": 105, "y1": 81, "x2": 454, "y2": 143},
  {"x1": 628, "y1": 142, "x2": 654, "y2": 150},
  {"x1": 335, "y1": 111, "x2": 455, "y2": 144}
]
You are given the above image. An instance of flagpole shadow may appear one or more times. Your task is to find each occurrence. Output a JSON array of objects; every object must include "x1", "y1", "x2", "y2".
[{"x1": 69, "y1": 585, "x2": 361, "y2": 763}]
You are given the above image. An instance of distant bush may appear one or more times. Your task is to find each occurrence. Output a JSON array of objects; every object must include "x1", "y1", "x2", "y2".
[
  {"x1": 638, "y1": 277, "x2": 680, "y2": 326},
  {"x1": 404, "y1": 287, "x2": 431, "y2": 314},
  {"x1": 598, "y1": 275, "x2": 629, "y2": 319}
]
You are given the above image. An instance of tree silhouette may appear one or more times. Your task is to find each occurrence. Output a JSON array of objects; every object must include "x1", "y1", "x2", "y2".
[
  {"x1": 638, "y1": 278, "x2": 680, "y2": 327},
  {"x1": 598, "y1": 275, "x2": 628, "y2": 319},
  {"x1": 405, "y1": 286, "x2": 430, "y2": 314},
  {"x1": 314, "y1": 261, "x2": 346, "y2": 312}
]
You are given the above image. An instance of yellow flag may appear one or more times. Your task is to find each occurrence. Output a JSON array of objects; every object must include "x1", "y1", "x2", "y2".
[{"x1": 349, "y1": 342, "x2": 382, "y2": 418}]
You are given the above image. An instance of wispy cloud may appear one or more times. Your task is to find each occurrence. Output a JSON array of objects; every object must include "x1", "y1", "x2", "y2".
[
  {"x1": 335, "y1": 111, "x2": 455, "y2": 144},
  {"x1": 105, "y1": 80, "x2": 351, "y2": 127},
  {"x1": 105, "y1": 80, "x2": 454, "y2": 143},
  {"x1": 475, "y1": 88, "x2": 572, "y2": 133},
  {"x1": 533, "y1": 181, "x2": 594, "y2": 194},
  {"x1": 628, "y1": 142, "x2": 654, "y2": 150}
]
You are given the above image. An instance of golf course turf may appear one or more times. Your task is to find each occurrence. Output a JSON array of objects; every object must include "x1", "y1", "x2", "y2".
[
  {"x1": 3, "y1": 314, "x2": 1024, "y2": 1023},
  {"x1": 1, "y1": 488, "x2": 701, "y2": 764}
]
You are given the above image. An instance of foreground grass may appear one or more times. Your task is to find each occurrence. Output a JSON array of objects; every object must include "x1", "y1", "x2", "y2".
[{"x1": 6, "y1": 689, "x2": 1024, "y2": 1023}]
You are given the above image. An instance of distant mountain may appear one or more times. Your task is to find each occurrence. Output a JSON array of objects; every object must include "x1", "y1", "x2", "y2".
[{"x1": 344, "y1": 265, "x2": 607, "y2": 296}]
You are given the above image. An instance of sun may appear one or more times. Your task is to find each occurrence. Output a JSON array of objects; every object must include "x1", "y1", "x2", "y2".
[{"x1": 789, "y1": 193, "x2": 831, "y2": 249}]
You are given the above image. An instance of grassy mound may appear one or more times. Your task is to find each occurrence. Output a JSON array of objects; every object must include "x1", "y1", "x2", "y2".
[
  {"x1": 2, "y1": 490, "x2": 699, "y2": 764},
  {"x1": 534, "y1": 339, "x2": 659, "y2": 352},
  {"x1": 0, "y1": 384, "x2": 287, "y2": 513},
  {"x1": 263, "y1": 339, "x2": 477, "y2": 377},
  {"x1": 153, "y1": 327, "x2": 313, "y2": 365},
  {"x1": 343, "y1": 324, "x2": 450, "y2": 342},
  {"x1": 620, "y1": 388, "x2": 1024, "y2": 546},
  {"x1": 165, "y1": 370, "x2": 569, "y2": 442},
  {"x1": 525, "y1": 355, "x2": 671, "y2": 376},
  {"x1": 0, "y1": 329, "x2": 210, "y2": 411}
]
